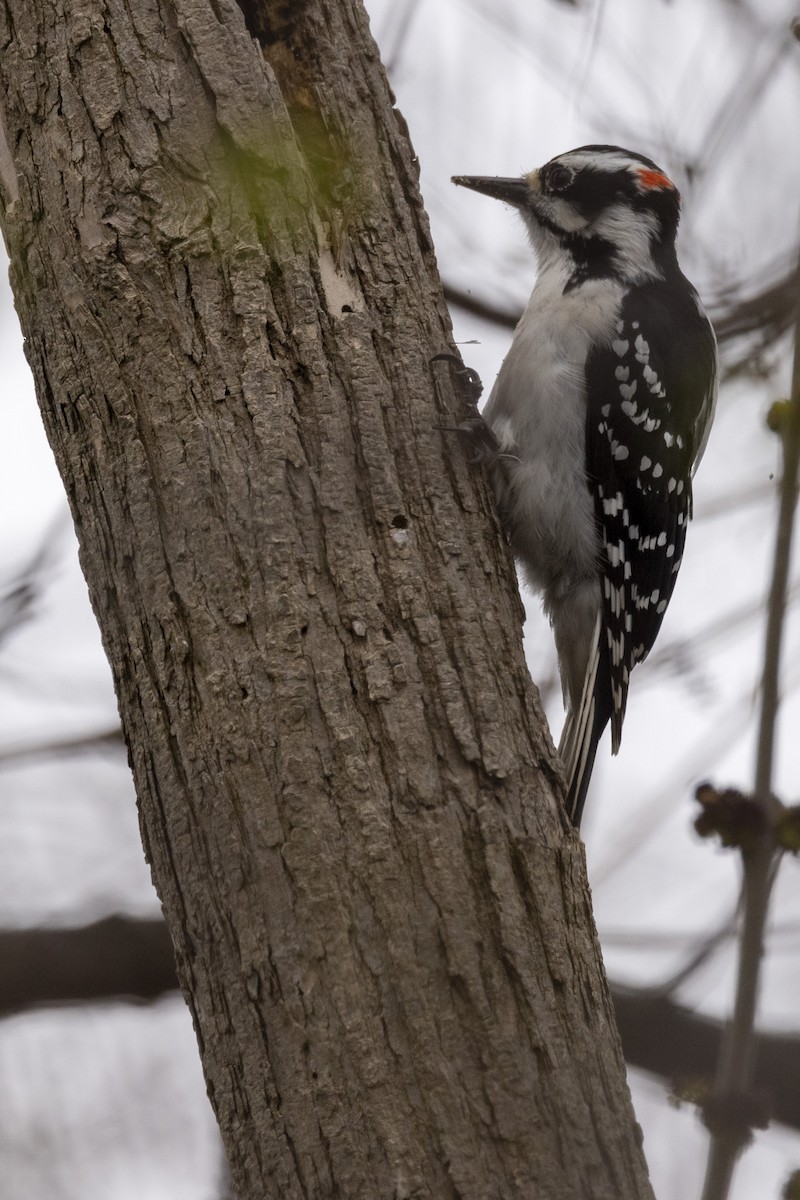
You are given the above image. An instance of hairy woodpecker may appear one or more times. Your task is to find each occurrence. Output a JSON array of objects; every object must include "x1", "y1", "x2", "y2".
[{"x1": 452, "y1": 145, "x2": 718, "y2": 826}]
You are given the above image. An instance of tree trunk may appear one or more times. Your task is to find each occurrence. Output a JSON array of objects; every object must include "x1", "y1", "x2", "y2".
[{"x1": 0, "y1": 2, "x2": 654, "y2": 1196}]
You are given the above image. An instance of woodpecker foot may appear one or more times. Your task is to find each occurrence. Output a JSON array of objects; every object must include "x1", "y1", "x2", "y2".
[
  {"x1": 431, "y1": 353, "x2": 494, "y2": 462},
  {"x1": 436, "y1": 414, "x2": 500, "y2": 464},
  {"x1": 430, "y1": 353, "x2": 484, "y2": 407}
]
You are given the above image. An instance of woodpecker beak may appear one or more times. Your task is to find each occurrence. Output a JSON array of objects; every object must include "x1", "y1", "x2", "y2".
[{"x1": 452, "y1": 174, "x2": 535, "y2": 208}]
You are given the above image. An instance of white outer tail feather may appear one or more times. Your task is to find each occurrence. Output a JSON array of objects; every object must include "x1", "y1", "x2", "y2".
[{"x1": 558, "y1": 611, "x2": 602, "y2": 824}]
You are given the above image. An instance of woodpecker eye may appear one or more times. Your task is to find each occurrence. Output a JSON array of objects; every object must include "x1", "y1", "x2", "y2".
[{"x1": 545, "y1": 164, "x2": 574, "y2": 193}]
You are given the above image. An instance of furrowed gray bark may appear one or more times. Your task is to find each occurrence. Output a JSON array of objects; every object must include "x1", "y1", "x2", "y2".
[{"x1": 0, "y1": 2, "x2": 653, "y2": 1196}]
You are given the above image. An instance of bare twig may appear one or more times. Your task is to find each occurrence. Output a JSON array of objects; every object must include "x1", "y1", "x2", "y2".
[
  {"x1": 611, "y1": 982, "x2": 800, "y2": 1135},
  {"x1": 700, "y1": 251, "x2": 800, "y2": 1200},
  {"x1": 649, "y1": 902, "x2": 740, "y2": 1000},
  {"x1": 0, "y1": 727, "x2": 124, "y2": 767},
  {"x1": 644, "y1": 581, "x2": 800, "y2": 678},
  {"x1": 0, "y1": 508, "x2": 71, "y2": 648},
  {"x1": 378, "y1": 0, "x2": 424, "y2": 75}
]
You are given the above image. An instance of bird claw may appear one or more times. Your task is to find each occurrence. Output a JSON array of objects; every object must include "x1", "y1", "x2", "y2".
[
  {"x1": 431, "y1": 353, "x2": 495, "y2": 461},
  {"x1": 430, "y1": 353, "x2": 484, "y2": 406},
  {"x1": 436, "y1": 415, "x2": 500, "y2": 464}
]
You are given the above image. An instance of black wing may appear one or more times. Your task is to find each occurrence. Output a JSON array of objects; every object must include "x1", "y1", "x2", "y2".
[{"x1": 585, "y1": 274, "x2": 717, "y2": 756}]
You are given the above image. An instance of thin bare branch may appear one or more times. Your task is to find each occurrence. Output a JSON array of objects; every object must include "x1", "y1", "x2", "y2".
[
  {"x1": 0, "y1": 508, "x2": 71, "y2": 648},
  {"x1": 649, "y1": 902, "x2": 740, "y2": 1000},
  {"x1": 0, "y1": 727, "x2": 124, "y2": 767},
  {"x1": 701, "y1": 248, "x2": 800, "y2": 1200}
]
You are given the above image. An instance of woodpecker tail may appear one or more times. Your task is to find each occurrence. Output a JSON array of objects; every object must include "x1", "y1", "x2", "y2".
[{"x1": 558, "y1": 613, "x2": 612, "y2": 827}]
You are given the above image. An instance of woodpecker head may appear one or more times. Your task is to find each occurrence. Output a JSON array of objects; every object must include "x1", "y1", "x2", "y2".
[{"x1": 453, "y1": 145, "x2": 681, "y2": 281}]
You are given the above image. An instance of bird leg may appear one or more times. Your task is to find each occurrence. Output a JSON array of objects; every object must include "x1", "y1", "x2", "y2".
[{"x1": 430, "y1": 353, "x2": 498, "y2": 463}]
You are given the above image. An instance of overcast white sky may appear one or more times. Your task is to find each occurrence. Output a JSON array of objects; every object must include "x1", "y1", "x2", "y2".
[{"x1": 1, "y1": 1, "x2": 799, "y2": 1196}]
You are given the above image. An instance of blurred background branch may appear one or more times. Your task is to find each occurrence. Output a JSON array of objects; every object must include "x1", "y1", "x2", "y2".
[{"x1": 700, "y1": 244, "x2": 800, "y2": 1200}]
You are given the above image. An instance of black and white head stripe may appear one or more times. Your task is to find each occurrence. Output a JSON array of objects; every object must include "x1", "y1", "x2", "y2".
[
  {"x1": 542, "y1": 146, "x2": 678, "y2": 192},
  {"x1": 524, "y1": 145, "x2": 683, "y2": 279},
  {"x1": 537, "y1": 145, "x2": 680, "y2": 212},
  {"x1": 585, "y1": 274, "x2": 718, "y2": 751}
]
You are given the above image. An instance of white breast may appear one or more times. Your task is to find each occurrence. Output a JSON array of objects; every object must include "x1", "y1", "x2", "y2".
[{"x1": 484, "y1": 262, "x2": 624, "y2": 602}]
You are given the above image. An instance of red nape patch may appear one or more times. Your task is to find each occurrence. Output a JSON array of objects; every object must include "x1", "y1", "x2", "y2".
[{"x1": 637, "y1": 167, "x2": 675, "y2": 191}]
